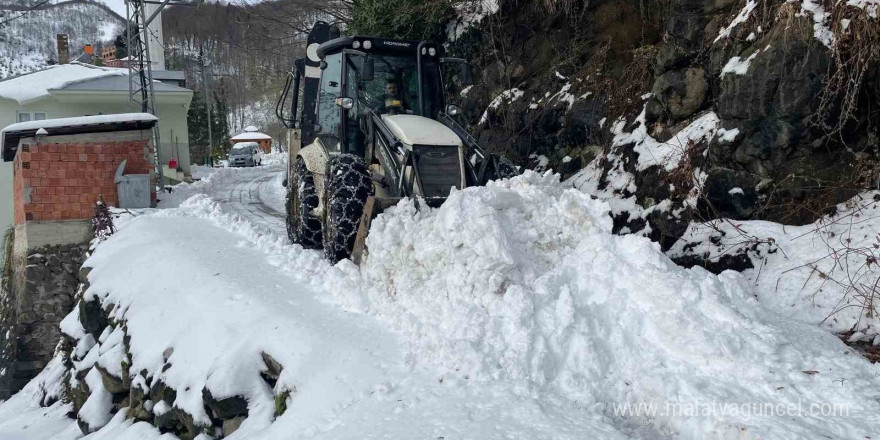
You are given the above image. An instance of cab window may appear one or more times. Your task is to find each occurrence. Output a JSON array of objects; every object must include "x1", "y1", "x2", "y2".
[{"x1": 316, "y1": 53, "x2": 343, "y2": 151}]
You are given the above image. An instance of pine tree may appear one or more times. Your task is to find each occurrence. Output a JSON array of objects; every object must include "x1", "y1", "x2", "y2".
[
  {"x1": 212, "y1": 86, "x2": 231, "y2": 156},
  {"x1": 187, "y1": 91, "x2": 210, "y2": 165}
]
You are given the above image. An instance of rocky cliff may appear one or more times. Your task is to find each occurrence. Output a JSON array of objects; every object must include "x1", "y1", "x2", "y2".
[{"x1": 454, "y1": 0, "x2": 879, "y2": 261}]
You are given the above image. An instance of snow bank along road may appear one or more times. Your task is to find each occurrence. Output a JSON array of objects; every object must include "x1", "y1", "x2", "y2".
[{"x1": 1, "y1": 166, "x2": 880, "y2": 439}]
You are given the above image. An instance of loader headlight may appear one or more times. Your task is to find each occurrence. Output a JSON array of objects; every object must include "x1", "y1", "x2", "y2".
[
  {"x1": 446, "y1": 104, "x2": 461, "y2": 116},
  {"x1": 352, "y1": 40, "x2": 361, "y2": 49},
  {"x1": 336, "y1": 97, "x2": 354, "y2": 109},
  {"x1": 363, "y1": 40, "x2": 372, "y2": 49},
  {"x1": 428, "y1": 47, "x2": 436, "y2": 56}
]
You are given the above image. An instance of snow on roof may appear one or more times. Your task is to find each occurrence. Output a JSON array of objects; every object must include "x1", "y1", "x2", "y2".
[
  {"x1": 1, "y1": 113, "x2": 158, "y2": 134},
  {"x1": 230, "y1": 131, "x2": 272, "y2": 141},
  {"x1": 232, "y1": 142, "x2": 259, "y2": 149},
  {"x1": 244, "y1": 125, "x2": 259, "y2": 132},
  {"x1": 0, "y1": 62, "x2": 127, "y2": 104},
  {"x1": 1, "y1": 113, "x2": 158, "y2": 161}
]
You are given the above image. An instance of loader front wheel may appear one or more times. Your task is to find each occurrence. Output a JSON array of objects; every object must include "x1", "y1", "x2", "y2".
[
  {"x1": 287, "y1": 158, "x2": 322, "y2": 248},
  {"x1": 323, "y1": 154, "x2": 372, "y2": 263}
]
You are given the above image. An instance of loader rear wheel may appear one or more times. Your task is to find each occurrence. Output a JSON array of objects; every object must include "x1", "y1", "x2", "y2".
[
  {"x1": 323, "y1": 154, "x2": 372, "y2": 263},
  {"x1": 287, "y1": 158, "x2": 322, "y2": 248}
]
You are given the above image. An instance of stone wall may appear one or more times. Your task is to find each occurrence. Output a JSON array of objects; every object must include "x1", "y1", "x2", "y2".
[
  {"x1": 0, "y1": 229, "x2": 14, "y2": 399},
  {"x1": 0, "y1": 242, "x2": 87, "y2": 399},
  {"x1": 59, "y1": 287, "x2": 285, "y2": 439}
]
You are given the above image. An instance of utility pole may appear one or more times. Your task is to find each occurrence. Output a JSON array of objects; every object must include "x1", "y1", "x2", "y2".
[
  {"x1": 199, "y1": 47, "x2": 214, "y2": 166},
  {"x1": 126, "y1": 0, "x2": 204, "y2": 182}
]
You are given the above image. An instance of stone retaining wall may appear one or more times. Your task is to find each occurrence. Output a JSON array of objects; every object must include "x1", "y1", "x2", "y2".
[{"x1": 0, "y1": 242, "x2": 87, "y2": 398}]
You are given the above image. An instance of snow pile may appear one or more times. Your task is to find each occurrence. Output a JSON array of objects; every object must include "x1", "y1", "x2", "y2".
[
  {"x1": 670, "y1": 192, "x2": 880, "y2": 339},
  {"x1": 190, "y1": 165, "x2": 217, "y2": 180},
  {"x1": 260, "y1": 152, "x2": 287, "y2": 166},
  {"x1": 326, "y1": 171, "x2": 880, "y2": 438},
  {"x1": 0, "y1": 63, "x2": 126, "y2": 104}
]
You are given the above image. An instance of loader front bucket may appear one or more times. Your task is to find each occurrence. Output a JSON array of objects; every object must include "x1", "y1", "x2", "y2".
[{"x1": 350, "y1": 196, "x2": 447, "y2": 264}]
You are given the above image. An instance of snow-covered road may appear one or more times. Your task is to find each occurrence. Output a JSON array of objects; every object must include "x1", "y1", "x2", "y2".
[
  {"x1": 2, "y1": 166, "x2": 880, "y2": 440},
  {"x1": 198, "y1": 165, "x2": 286, "y2": 229}
]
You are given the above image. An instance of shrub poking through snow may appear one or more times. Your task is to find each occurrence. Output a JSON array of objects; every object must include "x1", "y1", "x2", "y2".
[{"x1": 91, "y1": 195, "x2": 115, "y2": 242}]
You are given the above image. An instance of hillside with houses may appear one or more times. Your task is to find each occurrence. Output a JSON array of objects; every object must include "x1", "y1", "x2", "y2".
[{"x1": 0, "y1": 1, "x2": 124, "y2": 78}]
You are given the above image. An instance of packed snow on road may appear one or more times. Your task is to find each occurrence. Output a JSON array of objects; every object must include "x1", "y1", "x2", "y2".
[{"x1": 1, "y1": 164, "x2": 879, "y2": 440}]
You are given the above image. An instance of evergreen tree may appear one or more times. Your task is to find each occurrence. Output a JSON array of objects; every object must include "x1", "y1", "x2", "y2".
[
  {"x1": 212, "y1": 84, "x2": 231, "y2": 156},
  {"x1": 187, "y1": 91, "x2": 210, "y2": 164}
]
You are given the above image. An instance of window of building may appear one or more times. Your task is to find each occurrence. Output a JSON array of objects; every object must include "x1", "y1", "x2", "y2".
[{"x1": 17, "y1": 112, "x2": 47, "y2": 123}]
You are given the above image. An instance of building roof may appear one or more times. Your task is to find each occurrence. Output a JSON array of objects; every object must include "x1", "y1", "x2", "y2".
[
  {"x1": 59, "y1": 75, "x2": 191, "y2": 94},
  {"x1": 0, "y1": 62, "x2": 191, "y2": 104},
  {"x1": 232, "y1": 142, "x2": 260, "y2": 149},
  {"x1": 1, "y1": 113, "x2": 158, "y2": 162},
  {"x1": 230, "y1": 131, "x2": 272, "y2": 141},
  {"x1": 0, "y1": 62, "x2": 127, "y2": 104}
]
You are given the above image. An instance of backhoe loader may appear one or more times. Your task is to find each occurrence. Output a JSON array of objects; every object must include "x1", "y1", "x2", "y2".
[{"x1": 277, "y1": 22, "x2": 518, "y2": 263}]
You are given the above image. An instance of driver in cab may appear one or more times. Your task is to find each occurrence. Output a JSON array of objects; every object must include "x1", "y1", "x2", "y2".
[{"x1": 381, "y1": 81, "x2": 412, "y2": 115}]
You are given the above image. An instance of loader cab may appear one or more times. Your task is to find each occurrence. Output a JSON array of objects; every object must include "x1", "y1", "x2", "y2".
[{"x1": 312, "y1": 36, "x2": 452, "y2": 157}]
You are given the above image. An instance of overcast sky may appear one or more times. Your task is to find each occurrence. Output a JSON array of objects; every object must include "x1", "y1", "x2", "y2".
[{"x1": 99, "y1": 0, "x2": 125, "y2": 17}]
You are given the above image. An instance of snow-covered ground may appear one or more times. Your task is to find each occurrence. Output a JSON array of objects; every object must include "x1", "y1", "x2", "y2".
[{"x1": 2, "y1": 163, "x2": 880, "y2": 439}]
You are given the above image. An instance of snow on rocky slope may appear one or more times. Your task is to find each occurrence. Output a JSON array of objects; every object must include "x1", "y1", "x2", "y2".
[
  {"x1": 669, "y1": 192, "x2": 880, "y2": 340},
  {"x1": 1, "y1": 167, "x2": 880, "y2": 439}
]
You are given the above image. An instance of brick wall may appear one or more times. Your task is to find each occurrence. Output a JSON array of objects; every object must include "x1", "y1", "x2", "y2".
[
  {"x1": 258, "y1": 139, "x2": 271, "y2": 154},
  {"x1": 12, "y1": 137, "x2": 153, "y2": 224}
]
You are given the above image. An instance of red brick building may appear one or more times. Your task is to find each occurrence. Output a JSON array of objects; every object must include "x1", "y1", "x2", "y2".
[{"x1": 2, "y1": 114, "x2": 158, "y2": 228}]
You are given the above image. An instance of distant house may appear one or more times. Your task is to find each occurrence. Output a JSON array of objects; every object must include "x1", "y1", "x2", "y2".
[
  {"x1": 0, "y1": 62, "x2": 193, "y2": 237},
  {"x1": 230, "y1": 126, "x2": 273, "y2": 153}
]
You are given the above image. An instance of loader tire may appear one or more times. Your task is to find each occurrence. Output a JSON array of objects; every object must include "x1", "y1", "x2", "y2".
[
  {"x1": 287, "y1": 158, "x2": 323, "y2": 248},
  {"x1": 323, "y1": 154, "x2": 372, "y2": 263}
]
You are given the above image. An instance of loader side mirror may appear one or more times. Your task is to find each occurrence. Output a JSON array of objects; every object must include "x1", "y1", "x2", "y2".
[{"x1": 362, "y1": 58, "x2": 375, "y2": 81}]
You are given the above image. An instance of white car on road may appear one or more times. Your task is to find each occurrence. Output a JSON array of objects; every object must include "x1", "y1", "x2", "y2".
[{"x1": 229, "y1": 142, "x2": 263, "y2": 167}]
